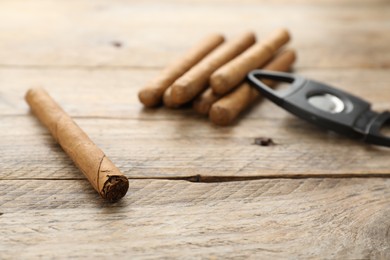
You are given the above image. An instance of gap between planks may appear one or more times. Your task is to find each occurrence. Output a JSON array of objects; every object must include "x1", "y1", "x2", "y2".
[{"x1": 1, "y1": 174, "x2": 390, "y2": 183}]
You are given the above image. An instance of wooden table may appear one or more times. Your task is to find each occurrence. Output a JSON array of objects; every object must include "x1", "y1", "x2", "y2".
[{"x1": 1, "y1": 0, "x2": 390, "y2": 258}]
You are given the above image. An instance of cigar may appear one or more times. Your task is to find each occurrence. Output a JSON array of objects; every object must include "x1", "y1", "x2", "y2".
[
  {"x1": 210, "y1": 28, "x2": 290, "y2": 95},
  {"x1": 209, "y1": 49, "x2": 296, "y2": 126},
  {"x1": 138, "y1": 33, "x2": 225, "y2": 107},
  {"x1": 170, "y1": 31, "x2": 256, "y2": 105},
  {"x1": 163, "y1": 86, "x2": 180, "y2": 108},
  {"x1": 25, "y1": 88, "x2": 129, "y2": 202},
  {"x1": 192, "y1": 88, "x2": 221, "y2": 115}
]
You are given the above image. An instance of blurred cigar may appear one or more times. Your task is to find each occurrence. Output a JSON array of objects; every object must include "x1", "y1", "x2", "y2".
[
  {"x1": 163, "y1": 87, "x2": 180, "y2": 109},
  {"x1": 211, "y1": 28, "x2": 290, "y2": 95},
  {"x1": 138, "y1": 33, "x2": 224, "y2": 107},
  {"x1": 170, "y1": 32, "x2": 256, "y2": 105},
  {"x1": 209, "y1": 49, "x2": 296, "y2": 126},
  {"x1": 192, "y1": 88, "x2": 221, "y2": 115}
]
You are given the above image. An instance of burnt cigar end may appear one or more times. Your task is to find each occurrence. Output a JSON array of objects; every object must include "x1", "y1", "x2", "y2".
[{"x1": 102, "y1": 175, "x2": 129, "y2": 202}]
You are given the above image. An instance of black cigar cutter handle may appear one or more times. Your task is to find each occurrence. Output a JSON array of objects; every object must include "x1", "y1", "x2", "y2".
[{"x1": 247, "y1": 70, "x2": 390, "y2": 147}]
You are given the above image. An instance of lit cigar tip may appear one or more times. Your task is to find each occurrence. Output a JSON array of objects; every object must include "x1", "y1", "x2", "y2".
[
  {"x1": 102, "y1": 175, "x2": 129, "y2": 203},
  {"x1": 210, "y1": 105, "x2": 233, "y2": 126}
]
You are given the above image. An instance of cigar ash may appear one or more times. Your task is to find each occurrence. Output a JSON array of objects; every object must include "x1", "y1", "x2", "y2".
[{"x1": 253, "y1": 137, "x2": 275, "y2": 146}]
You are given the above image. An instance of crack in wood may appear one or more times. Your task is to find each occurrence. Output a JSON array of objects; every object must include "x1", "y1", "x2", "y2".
[{"x1": 1, "y1": 173, "x2": 390, "y2": 183}]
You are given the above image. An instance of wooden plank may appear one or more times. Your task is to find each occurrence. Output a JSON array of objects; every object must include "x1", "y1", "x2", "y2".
[
  {"x1": 0, "y1": 0, "x2": 389, "y2": 258},
  {"x1": 0, "y1": 68, "x2": 389, "y2": 180},
  {"x1": 1, "y1": 178, "x2": 390, "y2": 258},
  {"x1": 0, "y1": 67, "x2": 389, "y2": 117},
  {"x1": 0, "y1": 0, "x2": 389, "y2": 69},
  {"x1": 2, "y1": 113, "x2": 390, "y2": 180}
]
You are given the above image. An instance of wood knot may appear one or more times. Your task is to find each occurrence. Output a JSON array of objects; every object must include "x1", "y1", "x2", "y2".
[{"x1": 253, "y1": 137, "x2": 275, "y2": 146}]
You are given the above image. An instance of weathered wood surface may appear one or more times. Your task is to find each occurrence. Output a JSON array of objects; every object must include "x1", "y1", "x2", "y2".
[
  {"x1": 1, "y1": 68, "x2": 390, "y2": 117},
  {"x1": 0, "y1": 68, "x2": 389, "y2": 179},
  {"x1": 1, "y1": 178, "x2": 390, "y2": 259},
  {"x1": 0, "y1": 0, "x2": 389, "y2": 69},
  {"x1": 2, "y1": 112, "x2": 390, "y2": 180},
  {"x1": 1, "y1": 0, "x2": 390, "y2": 258}
]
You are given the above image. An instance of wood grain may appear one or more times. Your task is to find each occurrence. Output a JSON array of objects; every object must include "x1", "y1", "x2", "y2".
[
  {"x1": 1, "y1": 0, "x2": 390, "y2": 258},
  {"x1": 0, "y1": 67, "x2": 388, "y2": 180},
  {"x1": 0, "y1": 68, "x2": 389, "y2": 117},
  {"x1": 0, "y1": 1, "x2": 389, "y2": 69},
  {"x1": 2, "y1": 113, "x2": 390, "y2": 180},
  {"x1": 1, "y1": 178, "x2": 390, "y2": 259}
]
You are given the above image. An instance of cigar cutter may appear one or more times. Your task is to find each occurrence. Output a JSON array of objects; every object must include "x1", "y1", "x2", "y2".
[{"x1": 247, "y1": 70, "x2": 390, "y2": 147}]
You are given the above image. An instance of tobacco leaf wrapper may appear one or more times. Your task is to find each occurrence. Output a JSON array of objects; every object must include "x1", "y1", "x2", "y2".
[
  {"x1": 210, "y1": 28, "x2": 290, "y2": 95},
  {"x1": 170, "y1": 31, "x2": 256, "y2": 105},
  {"x1": 209, "y1": 49, "x2": 296, "y2": 126},
  {"x1": 26, "y1": 88, "x2": 129, "y2": 202},
  {"x1": 139, "y1": 33, "x2": 225, "y2": 107}
]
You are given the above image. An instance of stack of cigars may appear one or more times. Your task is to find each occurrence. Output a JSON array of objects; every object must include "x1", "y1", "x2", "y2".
[{"x1": 138, "y1": 28, "x2": 296, "y2": 126}]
